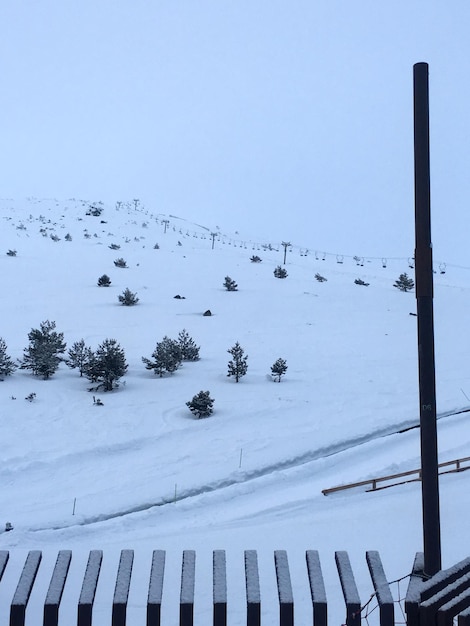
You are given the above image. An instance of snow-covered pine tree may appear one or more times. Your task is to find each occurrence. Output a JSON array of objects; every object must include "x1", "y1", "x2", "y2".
[
  {"x1": 274, "y1": 265, "x2": 288, "y2": 278},
  {"x1": 178, "y1": 329, "x2": 200, "y2": 361},
  {"x1": 227, "y1": 341, "x2": 248, "y2": 382},
  {"x1": 394, "y1": 272, "x2": 414, "y2": 292},
  {"x1": 223, "y1": 276, "x2": 238, "y2": 291},
  {"x1": 0, "y1": 338, "x2": 16, "y2": 380},
  {"x1": 186, "y1": 390, "x2": 214, "y2": 418},
  {"x1": 97, "y1": 274, "x2": 111, "y2": 287},
  {"x1": 142, "y1": 336, "x2": 182, "y2": 377},
  {"x1": 66, "y1": 339, "x2": 93, "y2": 376},
  {"x1": 118, "y1": 287, "x2": 139, "y2": 306},
  {"x1": 84, "y1": 338, "x2": 127, "y2": 391},
  {"x1": 20, "y1": 320, "x2": 66, "y2": 379},
  {"x1": 271, "y1": 357, "x2": 288, "y2": 382}
]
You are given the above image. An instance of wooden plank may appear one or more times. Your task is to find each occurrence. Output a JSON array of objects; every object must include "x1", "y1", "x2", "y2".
[
  {"x1": 405, "y1": 552, "x2": 425, "y2": 626},
  {"x1": 458, "y1": 603, "x2": 470, "y2": 626},
  {"x1": 323, "y1": 468, "x2": 421, "y2": 495},
  {"x1": 420, "y1": 557, "x2": 470, "y2": 601},
  {"x1": 420, "y1": 572, "x2": 470, "y2": 625},
  {"x1": 112, "y1": 550, "x2": 134, "y2": 626},
  {"x1": 306, "y1": 550, "x2": 327, "y2": 626},
  {"x1": 335, "y1": 551, "x2": 361, "y2": 626},
  {"x1": 78, "y1": 550, "x2": 103, "y2": 626},
  {"x1": 180, "y1": 550, "x2": 195, "y2": 626},
  {"x1": 0, "y1": 551, "x2": 9, "y2": 582},
  {"x1": 274, "y1": 550, "x2": 294, "y2": 626},
  {"x1": 10, "y1": 550, "x2": 42, "y2": 626},
  {"x1": 437, "y1": 588, "x2": 470, "y2": 626},
  {"x1": 147, "y1": 550, "x2": 166, "y2": 626},
  {"x1": 244, "y1": 550, "x2": 260, "y2": 626},
  {"x1": 43, "y1": 550, "x2": 72, "y2": 626},
  {"x1": 213, "y1": 550, "x2": 227, "y2": 626},
  {"x1": 366, "y1": 551, "x2": 394, "y2": 626}
]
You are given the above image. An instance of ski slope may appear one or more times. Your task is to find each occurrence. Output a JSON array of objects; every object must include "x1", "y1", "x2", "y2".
[{"x1": 1, "y1": 198, "x2": 469, "y2": 624}]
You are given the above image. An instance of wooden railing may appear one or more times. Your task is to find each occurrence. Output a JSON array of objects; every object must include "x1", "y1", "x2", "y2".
[
  {"x1": 2, "y1": 548, "x2": 470, "y2": 625},
  {"x1": 0, "y1": 548, "x2": 397, "y2": 626},
  {"x1": 322, "y1": 455, "x2": 470, "y2": 496}
]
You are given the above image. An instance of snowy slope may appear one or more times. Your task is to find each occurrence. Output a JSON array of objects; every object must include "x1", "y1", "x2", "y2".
[{"x1": 1, "y1": 198, "x2": 470, "y2": 624}]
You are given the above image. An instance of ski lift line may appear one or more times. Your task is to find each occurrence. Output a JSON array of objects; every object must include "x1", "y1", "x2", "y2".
[{"x1": 116, "y1": 206, "x2": 468, "y2": 271}]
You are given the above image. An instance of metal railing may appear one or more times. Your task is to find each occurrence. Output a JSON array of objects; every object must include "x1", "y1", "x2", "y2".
[{"x1": 322, "y1": 455, "x2": 470, "y2": 496}]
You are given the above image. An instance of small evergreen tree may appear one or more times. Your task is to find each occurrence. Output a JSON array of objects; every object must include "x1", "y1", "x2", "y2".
[
  {"x1": 394, "y1": 272, "x2": 414, "y2": 292},
  {"x1": 274, "y1": 265, "x2": 288, "y2": 279},
  {"x1": 118, "y1": 288, "x2": 139, "y2": 306},
  {"x1": 250, "y1": 255, "x2": 262, "y2": 263},
  {"x1": 0, "y1": 338, "x2": 16, "y2": 379},
  {"x1": 271, "y1": 358, "x2": 288, "y2": 382},
  {"x1": 142, "y1": 336, "x2": 182, "y2": 377},
  {"x1": 186, "y1": 390, "x2": 214, "y2": 418},
  {"x1": 114, "y1": 257, "x2": 127, "y2": 268},
  {"x1": 83, "y1": 351, "x2": 100, "y2": 383},
  {"x1": 87, "y1": 205, "x2": 103, "y2": 216},
  {"x1": 97, "y1": 274, "x2": 112, "y2": 287},
  {"x1": 84, "y1": 339, "x2": 127, "y2": 391},
  {"x1": 20, "y1": 320, "x2": 66, "y2": 379},
  {"x1": 227, "y1": 342, "x2": 248, "y2": 382},
  {"x1": 223, "y1": 276, "x2": 238, "y2": 291},
  {"x1": 178, "y1": 329, "x2": 200, "y2": 361},
  {"x1": 66, "y1": 339, "x2": 93, "y2": 376}
]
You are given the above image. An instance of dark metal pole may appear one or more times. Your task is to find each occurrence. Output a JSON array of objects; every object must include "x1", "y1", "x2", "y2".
[
  {"x1": 413, "y1": 62, "x2": 441, "y2": 576},
  {"x1": 281, "y1": 242, "x2": 291, "y2": 265}
]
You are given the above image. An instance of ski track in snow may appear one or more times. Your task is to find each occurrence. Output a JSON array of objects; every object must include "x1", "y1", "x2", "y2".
[{"x1": 30, "y1": 404, "x2": 470, "y2": 533}]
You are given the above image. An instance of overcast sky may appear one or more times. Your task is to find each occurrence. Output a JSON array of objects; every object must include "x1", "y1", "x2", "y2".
[{"x1": 1, "y1": 2, "x2": 469, "y2": 263}]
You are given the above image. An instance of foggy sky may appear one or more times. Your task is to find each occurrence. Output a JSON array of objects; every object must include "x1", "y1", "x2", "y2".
[{"x1": 1, "y1": 1, "x2": 469, "y2": 264}]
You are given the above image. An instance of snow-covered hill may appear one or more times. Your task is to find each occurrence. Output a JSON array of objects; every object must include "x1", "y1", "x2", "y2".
[{"x1": 1, "y1": 198, "x2": 469, "y2": 624}]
